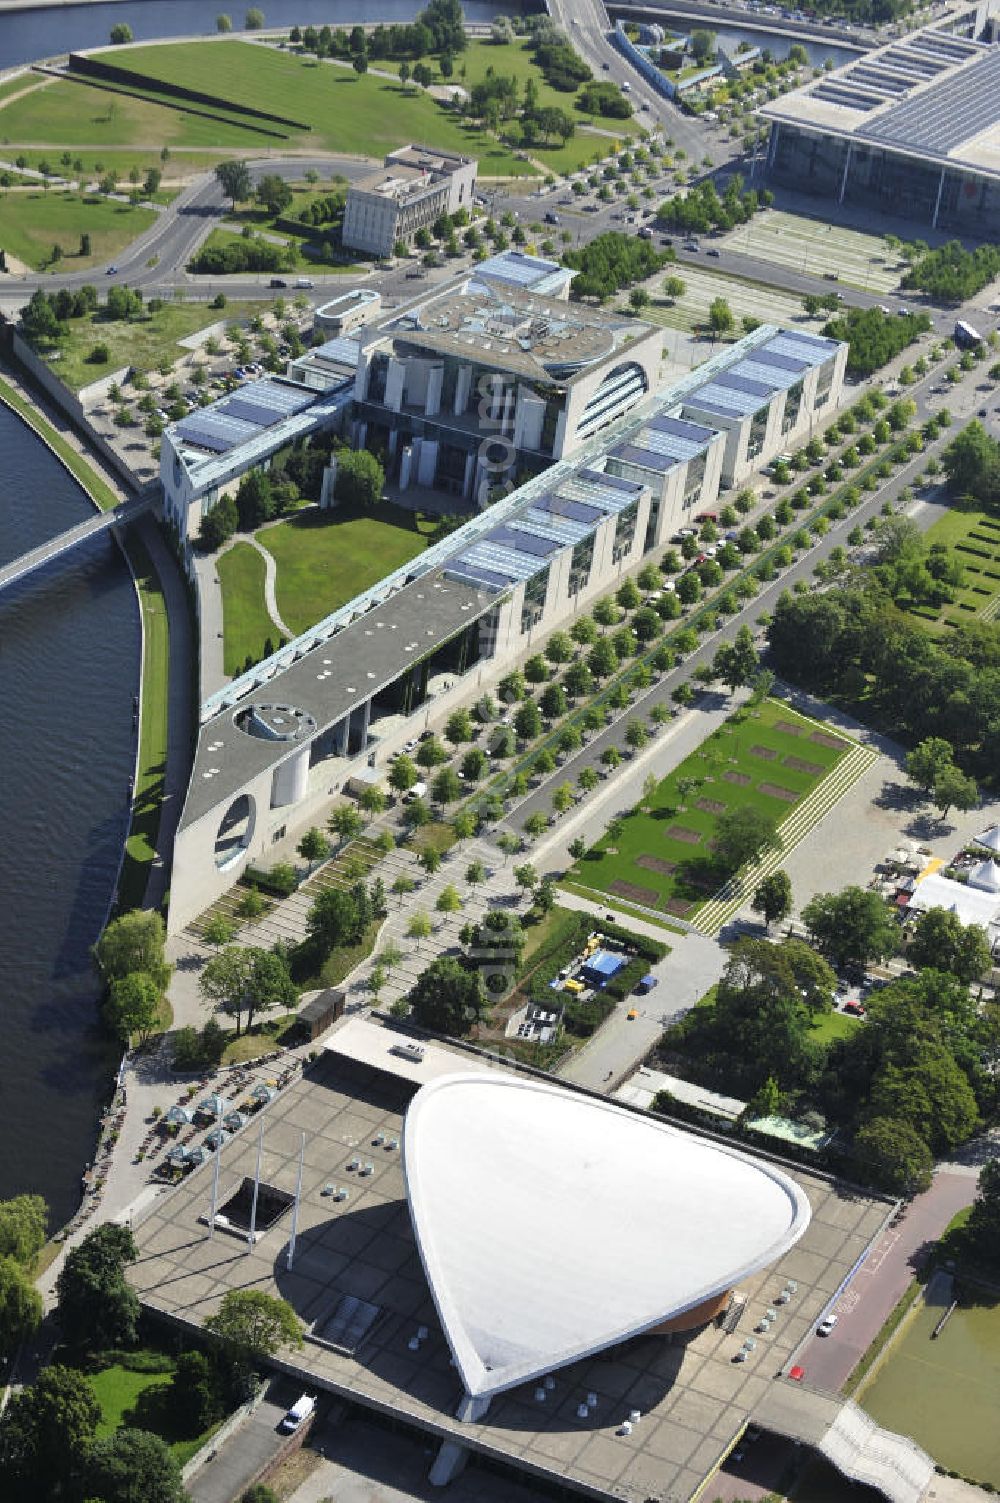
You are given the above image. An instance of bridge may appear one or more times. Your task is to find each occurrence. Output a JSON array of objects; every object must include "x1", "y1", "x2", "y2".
[
  {"x1": 0, "y1": 493, "x2": 156, "y2": 594},
  {"x1": 608, "y1": 0, "x2": 872, "y2": 51}
]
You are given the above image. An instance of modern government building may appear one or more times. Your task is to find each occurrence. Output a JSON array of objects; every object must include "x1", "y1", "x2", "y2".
[
  {"x1": 161, "y1": 254, "x2": 847, "y2": 933},
  {"x1": 128, "y1": 1014, "x2": 934, "y2": 1503},
  {"x1": 761, "y1": 0, "x2": 1000, "y2": 232}
]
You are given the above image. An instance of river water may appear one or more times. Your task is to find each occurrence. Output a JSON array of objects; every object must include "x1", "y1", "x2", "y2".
[{"x1": 0, "y1": 406, "x2": 139, "y2": 1229}]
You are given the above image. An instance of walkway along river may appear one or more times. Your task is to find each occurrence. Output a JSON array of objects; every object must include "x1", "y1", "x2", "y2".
[{"x1": 0, "y1": 401, "x2": 139, "y2": 1227}]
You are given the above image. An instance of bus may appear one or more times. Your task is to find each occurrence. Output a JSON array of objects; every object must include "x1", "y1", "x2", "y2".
[{"x1": 955, "y1": 319, "x2": 984, "y2": 349}]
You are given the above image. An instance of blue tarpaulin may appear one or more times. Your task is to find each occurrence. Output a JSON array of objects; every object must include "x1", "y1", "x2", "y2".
[{"x1": 581, "y1": 949, "x2": 627, "y2": 986}]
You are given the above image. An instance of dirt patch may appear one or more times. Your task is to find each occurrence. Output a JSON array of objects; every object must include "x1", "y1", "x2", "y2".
[
  {"x1": 664, "y1": 897, "x2": 697, "y2": 918},
  {"x1": 722, "y1": 770, "x2": 751, "y2": 786},
  {"x1": 695, "y1": 797, "x2": 727, "y2": 815},
  {"x1": 775, "y1": 719, "x2": 804, "y2": 737},
  {"x1": 750, "y1": 745, "x2": 778, "y2": 761},
  {"x1": 758, "y1": 782, "x2": 799, "y2": 803},
  {"x1": 809, "y1": 730, "x2": 846, "y2": 750},
  {"x1": 667, "y1": 825, "x2": 702, "y2": 845},
  {"x1": 783, "y1": 755, "x2": 824, "y2": 776},
  {"x1": 610, "y1": 878, "x2": 658, "y2": 906},
  {"x1": 637, "y1": 854, "x2": 677, "y2": 875}
]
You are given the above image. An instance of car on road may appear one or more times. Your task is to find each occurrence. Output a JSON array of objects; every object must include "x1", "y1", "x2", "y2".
[
  {"x1": 626, "y1": 1008, "x2": 639, "y2": 1021},
  {"x1": 843, "y1": 1000, "x2": 866, "y2": 1017},
  {"x1": 684, "y1": 241, "x2": 700, "y2": 252},
  {"x1": 602, "y1": 61, "x2": 610, "y2": 68},
  {"x1": 295, "y1": 277, "x2": 314, "y2": 289},
  {"x1": 979, "y1": 407, "x2": 989, "y2": 417},
  {"x1": 817, "y1": 1315, "x2": 838, "y2": 1336},
  {"x1": 279, "y1": 1394, "x2": 315, "y2": 1433},
  {"x1": 707, "y1": 247, "x2": 721, "y2": 257},
  {"x1": 544, "y1": 211, "x2": 560, "y2": 225},
  {"x1": 106, "y1": 264, "x2": 117, "y2": 275},
  {"x1": 269, "y1": 278, "x2": 287, "y2": 289}
]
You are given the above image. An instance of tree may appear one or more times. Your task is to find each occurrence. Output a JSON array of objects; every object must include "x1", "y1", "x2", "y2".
[
  {"x1": 515, "y1": 700, "x2": 543, "y2": 741},
  {"x1": 169, "y1": 1350, "x2": 223, "y2": 1436},
  {"x1": 552, "y1": 782, "x2": 574, "y2": 815},
  {"x1": 0, "y1": 1257, "x2": 42, "y2": 1358},
  {"x1": 56, "y1": 1223, "x2": 138, "y2": 1350},
  {"x1": 215, "y1": 159, "x2": 253, "y2": 210},
  {"x1": 205, "y1": 1290, "x2": 301, "y2": 1386},
  {"x1": 932, "y1": 763, "x2": 978, "y2": 820},
  {"x1": 460, "y1": 747, "x2": 487, "y2": 782},
  {"x1": 690, "y1": 27, "x2": 715, "y2": 61},
  {"x1": 359, "y1": 786, "x2": 386, "y2": 821},
  {"x1": 905, "y1": 737, "x2": 956, "y2": 797},
  {"x1": 306, "y1": 886, "x2": 365, "y2": 953},
  {"x1": 104, "y1": 970, "x2": 160, "y2": 1042},
  {"x1": 908, "y1": 908, "x2": 990, "y2": 984},
  {"x1": 353, "y1": 50, "x2": 369, "y2": 76},
  {"x1": 409, "y1": 956, "x2": 486, "y2": 1036},
  {"x1": 399, "y1": 59, "x2": 411, "y2": 85},
  {"x1": 708, "y1": 296, "x2": 734, "y2": 336},
  {"x1": 297, "y1": 827, "x2": 329, "y2": 870},
  {"x1": 513, "y1": 863, "x2": 538, "y2": 895},
  {"x1": 466, "y1": 858, "x2": 486, "y2": 888},
  {"x1": 406, "y1": 911, "x2": 433, "y2": 948},
  {"x1": 389, "y1": 754, "x2": 418, "y2": 795},
  {"x1": 588, "y1": 637, "x2": 618, "y2": 679},
  {"x1": 712, "y1": 625, "x2": 758, "y2": 693},
  {"x1": 110, "y1": 21, "x2": 133, "y2": 42},
  {"x1": 663, "y1": 274, "x2": 685, "y2": 302},
  {"x1": 199, "y1": 946, "x2": 296, "y2": 1034},
  {"x1": 752, "y1": 870, "x2": 792, "y2": 932},
  {"x1": 853, "y1": 1116, "x2": 932, "y2": 1195},
  {"x1": 965, "y1": 1157, "x2": 1000, "y2": 1264},
  {"x1": 713, "y1": 806, "x2": 781, "y2": 876},
  {"x1": 436, "y1": 884, "x2": 462, "y2": 916},
  {"x1": 0, "y1": 1364, "x2": 100, "y2": 1499},
  {"x1": 199, "y1": 493, "x2": 238, "y2": 550},
  {"x1": 419, "y1": 848, "x2": 441, "y2": 877},
  {"x1": 94, "y1": 909, "x2": 169, "y2": 987},
  {"x1": 244, "y1": 6, "x2": 265, "y2": 27},
  {"x1": 85, "y1": 1428, "x2": 185, "y2": 1503},
  {"x1": 445, "y1": 708, "x2": 473, "y2": 744},
  {"x1": 392, "y1": 874, "x2": 416, "y2": 905},
  {"x1": 217, "y1": 13, "x2": 233, "y2": 30},
  {"x1": 335, "y1": 448, "x2": 383, "y2": 507},
  {"x1": 328, "y1": 804, "x2": 364, "y2": 848},
  {"x1": 431, "y1": 767, "x2": 461, "y2": 805},
  {"x1": 416, "y1": 735, "x2": 448, "y2": 769},
  {"x1": 0, "y1": 1195, "x2": 47, "y2": 1267},
  {"x1": 256, "y1": 174, "x2": 292, "y2": 216},
  {"x1": 802, "y1": 886, "x2": 898, "y2": 972}
]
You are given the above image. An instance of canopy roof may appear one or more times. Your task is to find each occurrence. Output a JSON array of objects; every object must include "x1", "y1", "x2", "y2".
[
  {"x1": 403, "y1": 1074, "x2": 810, "y2": 1400},
  {"x1": 974, "y1": 825, "x2": 1000, "y2": 855},
  {"x1": 969, "y1": 858, "x2": 1000, "y2": 894}
]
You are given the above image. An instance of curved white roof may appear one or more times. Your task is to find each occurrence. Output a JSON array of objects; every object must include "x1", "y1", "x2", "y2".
[{"x1": 403, "y1": 1074, "x2": 810, "y2": 1399}]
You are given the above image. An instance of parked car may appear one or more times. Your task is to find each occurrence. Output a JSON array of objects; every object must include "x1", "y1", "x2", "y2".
[
  {"x1": 843, "y1": 1000, "x2": 866, "y2": 1016},
  {"x1": 817, "y1": 1315, "x2": 838, "y2": 1336},
  {"x1": 707, "y1": 247, "x2": 721, "y2": 258},
  {"x1": 279, "y1": 1394, "x2": 315, "y2": 1432}
]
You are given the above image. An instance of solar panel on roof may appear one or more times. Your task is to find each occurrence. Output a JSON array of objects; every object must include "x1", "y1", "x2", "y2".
[
  {"x1": 610, "y1": 443, "x2": 674, "y2": 474},
  {"x1": 858, "y1": 49, "x2": 1000, "y2": 157},
  {"x1": 224, "y1": 396, "x2": 293, "y2": 426},
  {"x1": 174, "y1": 422, "x2": 233, "y2": 453},
  {"x1": 648, "y1": 413, "x2": 715, "y2": 444},
  {"x1": 717, "y1": 372, "x2": 775, "y2": 398},
  {"x1": 313, "y1": 338, "x2": 361, "y2": 364},
  {"x1": 753, "y1": 348, "x2": 808, "y2": 374},
  {"x1": 534, "y1": 492, "x2": 602, "y2": 525},
  {"x1": 485, "y1": 525, "x2": 558, "y2": 558}
]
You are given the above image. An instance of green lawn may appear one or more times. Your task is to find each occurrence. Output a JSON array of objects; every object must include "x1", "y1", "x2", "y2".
[
  {"x1": 87, "y1": 1358, "x2": 172, "y2": 1438},
  {"x1": 720, "y1": 208, "x2": 902, "y2": 295},
  {"x1": 0, "y1": 189, "x2": 155, "y2": 271},
  {"x1": 9, "y1": 147, "x2": 236, "y2": 183},
  {"x1": 202, "y1": 222, "x2": 363, "y2": 275},
  {"x1": 76, "y1": 40, "x2": 533, "y2": 174},
  {"x1": 32, "y1": 298, "x2": 261, "y2": 389},
  {"x1": 809, "y1": 1008, "x2": 859, "y2": 1045},
  {"x1": 258, "y1": 503, "x2": 436, "y2": 638},
  {"x1": 117, "y1": 532, "x2": 170, "y2": 913},
  {"x1": 568, "y1": 699, "x2": 850, "y2": 920},
  {"x1": 217, "y1": 542, "x2": 279, "y2": 676},
  {"x1": 0, "y1": 374, "x2": 118, "y2": 510},
  {"x1": 912, "y1": 505, "x2": 1000, "y2": 627},
  {"x1": 83, "y1": 1350, "x2": 220, "y2": 1466}
]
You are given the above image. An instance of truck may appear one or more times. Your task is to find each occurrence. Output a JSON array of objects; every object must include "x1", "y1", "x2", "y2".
[{"x1": 955, "y1": 319, "x2": 984, "y2": 349}]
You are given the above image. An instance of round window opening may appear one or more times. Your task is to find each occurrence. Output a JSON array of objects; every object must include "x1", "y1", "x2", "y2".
[{"x1": 214, "y1": 793, "x2": 256, "y2": 871}]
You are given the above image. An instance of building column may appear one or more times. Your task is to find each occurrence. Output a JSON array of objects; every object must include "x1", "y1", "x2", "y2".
[
  {"x1": 932, "y1": 167, "x2": 947, "y2": 229},
  {"x1": 454, "y1": 364, "x2": 473, "y2": 415},
  {"x1": 837, "y1": 143, "x2": 853, "y2": 205},
  {"x1": 334, "y1": 715, "x2": 350, "y2": 757},
  {"x1": 399, "y1": 444, "x2": 414, "y2": 490},
  {"x1": 425, "y1": 363, "x2": 443, "y2": 418},
  {"x1": 766, "y1": 122, "x2": 780, "y2": 173},
  {"x1": 462, "y1": 450, "x2": 476, "y2": 498},
  {"x1": 384, "y1": 358, "x2": 405, "y2": 413}
]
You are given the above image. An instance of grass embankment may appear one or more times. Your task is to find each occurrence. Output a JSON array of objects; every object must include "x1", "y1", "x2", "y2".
[
  {"x1": 33, "y1": 298, "x2": 261, "y2": 390},
  {"x1": 0, "y1": 189, "x2": 155, "y2": 271},
  {"x1": 257, "y1": 503, "x2": 436, "y2": 638},
  {"x1": 567, "y1": 699, "x2": 849, "y2": 921},
  {"x1": 117, "y1": 532, "x2": 170, "y2": 914},
  {"x1": 216, "y1": 542, "x2": 278, "y2": 676},
  {"x1": 909, "y1": 506, "x2": 1000, "y2": 628}
]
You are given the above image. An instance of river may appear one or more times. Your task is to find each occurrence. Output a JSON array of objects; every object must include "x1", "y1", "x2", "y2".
[
  {"x1": 0, "y1": 404, "x2": 139, "y2": 1229},
  {"x1": 0, "y1": 0, "x2": 505, "y2": 70}
]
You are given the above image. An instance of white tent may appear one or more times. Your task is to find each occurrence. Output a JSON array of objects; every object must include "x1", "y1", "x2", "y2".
[
  {"x1": 968, "y1": 859, "x2": 1000, "y2": 895},
  {"x1": 973, "y1": 825, "x2": 1000, "y2": 855}
]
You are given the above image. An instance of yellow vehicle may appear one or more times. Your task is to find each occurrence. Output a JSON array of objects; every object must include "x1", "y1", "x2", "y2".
[
  {"x1": 563, "y1": 977, "x2": 585, "y2": 995},
  {"x1": 626, "y1": 1008, "x2": 639, "y2": 1021}
]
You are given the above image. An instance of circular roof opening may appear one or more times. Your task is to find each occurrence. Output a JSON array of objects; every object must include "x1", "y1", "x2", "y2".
[{"x1": 234, "y1": 702, "x2": 317, "y2": 743}]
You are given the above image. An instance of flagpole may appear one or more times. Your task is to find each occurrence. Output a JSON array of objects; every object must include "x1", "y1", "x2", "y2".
[
  {"x1": 286, "y1": 1131, "x2": 305, "y2": 1271},
  {"x1": 247, "y1": 1120, "x2": 264, "y2": 1252}
]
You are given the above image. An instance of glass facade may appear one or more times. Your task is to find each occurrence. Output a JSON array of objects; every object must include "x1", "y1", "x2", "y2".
[
  {"x1": 612, "y1": 501, "x2": 639, "y2": 564},
  {"x1": 747, "y1": 405, "x2": 769, "y2": 461},
  {"x1": 520, "y1": 566, "x2": 549, "y2": 634},
  {"x1": 814, "y1": 361, "x2": 835, "y2": 411},
  {"x1": 781, "y1": 381, "x2": 804, "y2": 435},
  {"x1": 568, "y1": 534, "x2": 595, "y2": 597},
  {"x1": 683, "y1": 451, "x2": 707, "y2": 509}
]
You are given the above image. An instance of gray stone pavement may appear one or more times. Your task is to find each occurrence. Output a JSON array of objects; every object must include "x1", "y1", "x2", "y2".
[{"x1": 187, "y1": 1388, "x2": 295, "y2": 1503}]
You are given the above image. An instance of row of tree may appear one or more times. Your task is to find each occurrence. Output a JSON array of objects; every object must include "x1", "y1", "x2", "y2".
[
  {"x1": 563, "y1": 230, "x2": 668, "y2": 303},
  {"x1": 902, "y1": 239, "x2": 1000, "y2": 305},
  {"x1": 820, "y1": 305, "x2": 932, "y2": 378},
  {"x1": 655, "y1": 176, "x2": 770, "y2": 235}
]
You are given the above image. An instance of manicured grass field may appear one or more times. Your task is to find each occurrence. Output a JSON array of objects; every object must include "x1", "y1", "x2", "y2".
[
  {"x1": 258, "y1": 503, "x2": 436, "y2": 638},
  {"x1": 10, "y1": 146, "x2": 235, "y2": 183},
  {"x1": 913, "y1": 505, "x2": 1000, "y2": 627},
  {"x1": 87, "y1": 1357, "x2": 172, "y2": 1437},
  {"x1": 34, "y1": 298, "x2": 261, "y2": 390},
  {"x1": 0, "y1": 73, "x2": 257, "y2": 150},
  {"x1": 568, "y1": 699, "x2": 849, "y2": 919},
  {"x1": 117, "y1": 532, "x2": 170, "y2": 913},
  {"x1": 639, "y1": 262, "x2": 806, "y2": 338},
  {"x1": 80, "y1": 40, "x2": 533, "y2": 173},
  {"x1": 202, "y1": 223, "x2": 362, "y2": 274},
  {"x1": 0, "y1": 188, "x2": 155, "y2": 271},
  {"x1": 217, "y1": 542, "x2": 278, "y2": 676},
  {"x1": 84, "y1": 1350, "x2": 220, "y2": 1465},
  {"x1": 719, "y1": 208, "x2": 902, "y2": 294}
]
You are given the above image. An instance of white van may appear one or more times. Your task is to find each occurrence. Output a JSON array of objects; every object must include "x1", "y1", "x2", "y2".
[
  {"x1": 279, "y1": 1394, "x2": 315, "y2": 1432},
  {"x1": 403, "y1": 781, "x2": 428, "y2": 802},
  {"x1": 294, "y1": 277, "x2": 314, "y2": 289}
]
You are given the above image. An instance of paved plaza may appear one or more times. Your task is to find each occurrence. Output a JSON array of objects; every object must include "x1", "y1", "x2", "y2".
[{"x1": 129, "y1": 1029, "x2": 890, "y2": 1503}]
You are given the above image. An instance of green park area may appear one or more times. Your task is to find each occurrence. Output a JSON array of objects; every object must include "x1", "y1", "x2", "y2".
[
  {"x1": 912, "y1": 506, "x2": 1000, "y2": 628},
  {"x1": 720, "y1": 208, "x2": 902, "y2": 295},
  {"x1": 216, "y1": 542, "x2": 277, "y2": 677},
  {"x1": 860, "y1": 1291, "x2": 1000, "y2": 1487},
  {"x1": 568, "y1": 700, "x2": 850, "y2": 920},
  {"x1": 83, "y1": 1349, "x2": 217, "y2": 1467},
  {"x1": 258, "y1": 503, "x2": 437, "y2": 638},
  {"x1": 0, "y1": 189, "x2": 154, "y2": 272},
  {"x1": 33, "y1": 297, "x2": 260, "y2": 390}
]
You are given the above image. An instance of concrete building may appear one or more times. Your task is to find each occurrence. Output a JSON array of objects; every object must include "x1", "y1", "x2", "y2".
[
  {"x1": 314, "y1": 288, "x2": 382, "y2": 337},
  {"x1": 760, "y1": 1, "x2": 1000, "y2": 233},
  {"x1": 126, "y1": 1015, "x2": 933, "y2": 1503},
  {"x1": 342, "y1": 144, "x2": 477, "y2": 257},
  {"x1": 350, "y1": 278, "x2": 663, "y2": 502},
  {"x1": 164, "y1": 320, "x2": 844, "y2": 932}
]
